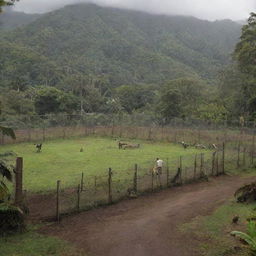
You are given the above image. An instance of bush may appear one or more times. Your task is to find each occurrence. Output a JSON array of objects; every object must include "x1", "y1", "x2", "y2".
[{"x1": 0, "y1": 204, "x2": 25, "y2": 235}]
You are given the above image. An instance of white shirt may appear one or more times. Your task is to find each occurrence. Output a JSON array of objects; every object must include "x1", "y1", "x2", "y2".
[{"x1": 156, "y1": 159, "x2": 163, "y2": 167}]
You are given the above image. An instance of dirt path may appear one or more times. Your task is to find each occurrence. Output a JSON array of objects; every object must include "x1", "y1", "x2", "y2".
[{"x1": 42, "y1": 175, "x2": 255, "y2": 256}]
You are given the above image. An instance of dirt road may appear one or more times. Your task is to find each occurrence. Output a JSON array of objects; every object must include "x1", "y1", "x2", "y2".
[{"x1": 42, "y1": 175, "x2": 254, "y2": 256}]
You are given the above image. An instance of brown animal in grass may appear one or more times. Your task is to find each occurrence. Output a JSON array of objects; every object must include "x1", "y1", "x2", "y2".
[
  {"x1": 118, "y1": 141, "x2": 128, "y2": 149},
  {"x1": 123, "y1": 144, "x2": 140, "y2": 150}
]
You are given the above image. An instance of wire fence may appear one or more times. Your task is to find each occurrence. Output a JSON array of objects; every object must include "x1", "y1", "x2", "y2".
[
  {"x1": 3, "y1": 114, "x2": 256, "y2": 221},
  {"x1": 24, "y1": 140, "x2": 255, "y2": 222}
]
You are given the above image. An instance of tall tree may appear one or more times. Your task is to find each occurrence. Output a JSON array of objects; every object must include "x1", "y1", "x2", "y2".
[
  {"x1": 0, "y1": 0, "x2": 16, "y2": 12},
  {"x1": 234, "y1": 12, "x2": 256, "y2": 117}
]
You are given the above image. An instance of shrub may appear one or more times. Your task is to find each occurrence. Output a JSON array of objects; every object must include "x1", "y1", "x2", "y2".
[{"x1": 0, "y1": 203, "x2": 25, "y2": 235}]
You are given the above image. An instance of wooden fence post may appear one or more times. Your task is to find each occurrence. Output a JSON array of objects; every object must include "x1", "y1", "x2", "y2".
[
  {"x1": 15, "y1": 157, "x2": 23, "y2": 206},
  {"x1": 94, "y1": 176, "x2": 97, "y2": 195},
  {"x1": 237, "y1": 141, "x2": 241, "y2": 168},
  {"x1": 134, "y1": 164, "x2": 138, "y2": 193},
  {"x1": 166, "y1": 158, "x2": 169, "y2": 187},
  {"x1": 200, "y1": 153, "x2": 204, "y2": 178},
  {"x1": 80, "y1": 172, "x2": 84, "y2": 191},
  {"x1": 222, "y1": 142, "x2": 225, "y2": 174},
  {"x1": 216, "y1": 152, "x2": 219, "y2": 175},
  {"x1": 212, "y1": 152, "x2": 216, "y2": 176},
  {"x1": 180, "y1": 156, "x2": 183, "y2": 183},
  {"x1": 243, "y1": 147, "x2": 246, "y2": 167},
  {"x1": 194, "y1": 154, "x2": 197, "y2": 180},
  {"x1": 108, "y1": 168, "x2": 113, "y2": 204},
  {"x1": 151, "y1": 171, "x2": 154, "y2": 192},
  {"x1": 56, "y1": 180, "x2": 60, "y2": 223},
  {"x1": 148, "y1": 127, "x2": 152, "y2": 140},
  {"x1": 77, "y1": 184, "x2": 81, "y2": 212},
  {"x1": 252, "y1": 133, "x2": 255, "y2": 165}
]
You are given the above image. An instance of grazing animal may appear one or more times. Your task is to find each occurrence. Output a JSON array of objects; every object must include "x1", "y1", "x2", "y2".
[
  {"x1": 118, "y1": 141, "x2": 128, "y2": 149},
  {"x1": 80, "y1": 148, "x2": 84, "y2": 152},
  {"x1": 181, "y1": 141, "x2": 189, "y2": 149},
  {"x1": 35, "y1": 143, "x2": 42, "y2": 153},
  {"x1": 232, "y1": 216, "x2": 239, "y2": 224},
  {"x1": 123, "y1": 144, "x2": 140, "y2": 150},
  {"x1": 195, "y1": 144, "x2": 206, "y2": 149},
  {"x1": 152, "y1": 166, "x2": 162, "y2": 187},
  {"x1": 127, "y1": 188, "x2": 137, "y2": 198}
]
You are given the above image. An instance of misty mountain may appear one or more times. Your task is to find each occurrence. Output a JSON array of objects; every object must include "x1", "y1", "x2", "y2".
[
  {"x1": 0, "y1": 10, "x2": 40, "y2": 31},
  {"x1": 0, "y1": 3, "x2": 242, "y2": 88}
]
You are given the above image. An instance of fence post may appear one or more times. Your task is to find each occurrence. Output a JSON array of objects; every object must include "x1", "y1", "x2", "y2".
[
  {"x1": 222, "y1": 142, "x2": 225, "y2": 174},
  {"x1": 237, "y1": 141, "x2": 241, "y2": 168},
  {"x1": 200, "y1": 153, "x2": 204, "y2": 178},
  {"x1": 252, "y1": 133, "x2": 255, "y2": 166},
  {"x1": 211, "y1": 152, "x2": 216, "y2": 176},
  {"x1": 77, "y1": 184, "x2": 81, "y2": 212},
  {"x1": 180, "y1": 156, "x2": 183, "y2": 183},
  {"x1": 166, "y1": 158, "x2": 169, "y2": 187},
  {"x1": 94, "y1": 176, "x2": 97, "y2": 195},
  {"x1": 216, "y1": 152, "x2": 219, "y2": 175},
  {"x1": 15, "y1": 157, "x2": 23, "y2": 206},
  {"x1": 148, "y1": 127, "x2": 152, "y2": 140},
  {"x1": 108, "y1": 168, "x2": 113, "y2": 204},
  {"x1": 151, "y1": 171, "x2": 154, "y2": 192},
  {"x1": 243, "y1": 147, "x2": 246, "y2": 167},
  {"x1": 134, "y1": 164, "x2": 138, "y2": 193},
  {"x1": 194, "y1": 154, "x2": 197, "y2": 180},
  {"x1": 80, "y1": 172, "x2": 84, "y2": 191},
  {"x1": 56, "y1": 180, "x2": 60, "y2": 223}
]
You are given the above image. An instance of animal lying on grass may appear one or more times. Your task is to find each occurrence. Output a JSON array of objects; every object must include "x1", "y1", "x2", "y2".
[
  {"x1": 118, "y1": 141, "x2": 128, "y2": 149},
  {"x1": 123, "y1": 143, "x2": 140, "y2": 149}
]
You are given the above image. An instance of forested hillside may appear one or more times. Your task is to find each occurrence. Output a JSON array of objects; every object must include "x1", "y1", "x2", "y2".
[
  {"x1": 0, "y1": 10, "x2": 40, "y2": 30},
  {"x1": 0, "y1": 3, "x2": 245, "y2": 124},
  {"x1": 1, "y1": 3, "x2": 241, "y2": 87}
]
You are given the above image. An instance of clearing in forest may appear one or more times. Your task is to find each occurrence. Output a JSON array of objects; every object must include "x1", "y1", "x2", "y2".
[{"x1": 0, "y1": 136, "x2": 210, "y2": 192}]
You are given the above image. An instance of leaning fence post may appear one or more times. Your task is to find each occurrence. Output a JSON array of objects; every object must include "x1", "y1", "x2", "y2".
[
  {"x1": 56, "y1": 180, "x2": 60, "y2": 223},
  {"x1": 108, "y1": 168, "x2": 113, "y2": 204},
  {"x1": 166, "y1": 158, "x2": 169, "y2": 187},
  {"x1": 80, "y1": 172, "x2": 84, "y2": 191},
  {"x1": 15, "y1": 157, "x2": 23, "y2": 206},
  {"x1": 134, "y1": 164, "x2": 138, "y2": 193},
  {"x1": 77, "y1": 184, "x2": 81, "y2": 212},
  {"x1": 222, "y1": 142, "x2": 225, "y2": 174}
]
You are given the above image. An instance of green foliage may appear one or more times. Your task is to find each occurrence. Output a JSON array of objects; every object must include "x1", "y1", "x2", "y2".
[
  {"x1": 0, "y1": 229, "x2": 86, "y2": 256},
  {"x1": 115, "y1": 84, "x2": 155, "y2": 114},
  {"x1": 231, "y1": 221, "x2": 256, "y2": 254},
  {"x1": 156, "y1": 78, "x2": 207, "y2": 123},
  {"x1": 34, "y1": 87, "x2": 78, "y2": 115},
  {"x1": 0, "y1": 203, "x2": 25, "y2": 235}
]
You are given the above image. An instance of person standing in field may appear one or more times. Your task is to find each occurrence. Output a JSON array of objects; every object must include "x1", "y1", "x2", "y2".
[{"x1": 156, "y1": 158, "x2": 164, "y2": 175}]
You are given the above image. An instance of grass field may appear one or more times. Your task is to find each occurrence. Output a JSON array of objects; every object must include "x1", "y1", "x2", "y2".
[
  {"x1": 0, "y1": 227, "x2": 86, "y2": 256},
  {"x1": 0, "y1": 136, "x2": 210, "y2": 192}
]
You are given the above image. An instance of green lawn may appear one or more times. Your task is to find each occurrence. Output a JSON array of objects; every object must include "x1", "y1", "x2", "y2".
[
  {"x1": 0, "y1": 228, "x2": 85, "y2": 256},
  {"x1": 0, "y1": 136, "x2": 209, "y2": 192},
  {"x1": 181, "y1": 200, "x2": 255, "y2": 256}
]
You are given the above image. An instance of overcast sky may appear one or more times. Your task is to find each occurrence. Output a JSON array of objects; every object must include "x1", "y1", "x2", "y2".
[{"x1": 13, "y1": 0, "x2": 256, "y2": 21}]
